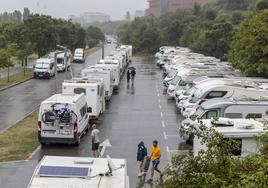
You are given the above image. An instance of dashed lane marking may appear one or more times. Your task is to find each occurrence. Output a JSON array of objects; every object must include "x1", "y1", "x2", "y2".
[
  {"x1": 160, "y1": 112, "x2": 163, "y2": 117},
  {"x1": 161, "y1": 120, "x2": 165, "y2": 128},
  {"x1": 158, "y1": 98, "x2": 161, "y2": 103},
  {"x1": 163, "y1": 132, "x2": 167, "y2": 140},
  {"x1": 159, "y1": 105, "x2": 162, "y2": 109}
]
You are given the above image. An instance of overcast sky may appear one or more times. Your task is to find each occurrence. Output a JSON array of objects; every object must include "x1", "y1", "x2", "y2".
[{"x1": 0, "y1": 0, "x2": 148, "y2": 20}]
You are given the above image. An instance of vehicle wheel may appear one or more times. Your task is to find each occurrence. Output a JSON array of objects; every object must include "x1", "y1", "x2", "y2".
[
  {"x1": 40, "y1": 142, "x2": 46, "y2": 147},
  {"x1": 75, "y1": 136, "x2": 81, "y2": 146}
]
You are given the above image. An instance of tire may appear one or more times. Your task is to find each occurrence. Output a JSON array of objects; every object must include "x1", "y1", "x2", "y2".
[{"x1": 75, "y1": 136, "x2": 81, "y2": 146}]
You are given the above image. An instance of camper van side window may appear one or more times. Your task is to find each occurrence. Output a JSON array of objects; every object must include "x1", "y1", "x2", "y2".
[
  {"x1": 80, "y1": 104, "x2": 87, "y2": 119},
  {"x1": 225, "y1": 113, "x2": 243, "y2": 118},
  {"x1": 246, "y1": 113, "x2": 262, "y2": 119},
  {"x1": 205, "y1": 91, "x2": 227, "y2": 99},
  {"x1": 74, "y1": 88, "x2": 86, "y2": 95}
]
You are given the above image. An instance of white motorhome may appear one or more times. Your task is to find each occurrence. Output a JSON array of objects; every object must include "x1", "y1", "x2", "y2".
[
  {"x1": 38, "y1": 93, "x2": 89, "y2": 145},
  {"x1": 73, "y1": 48, "x2": 85, "y2": 63},
  {"x1": 34, "y1": 58, "x2": 55, "y2": 79},
  {"x1": 28, "y1": 155, "x2": 129, "y2": 188},
  {"x1": 56, "y1": 52, "x2": 69, "y2": 72},
  {"x1": 106, "y1": 54, "x2": 124, "y2": 74},
  {"x1": 97, "y1": 59, "x2": 121, "y2": 90},
  {"x1": 120, "y1": 45, "x2": 132, "y2": 63},
  {"x1": 81, "y1": 67, "x2": 113, "y2": 101},
  {"x1": 62, "y1": 79, "x2": 105, "y2": 120},
  {"x1": 181, "y1": 81, "x2": 268, "y2": 117},
  {"x1": 193, "y1": 118, "x2": 265, "y2": 157}
]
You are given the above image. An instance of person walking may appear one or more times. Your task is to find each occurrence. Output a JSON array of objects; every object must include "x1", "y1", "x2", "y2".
[
  {"x1": 91, "y1": 124, "x2": 100, "y2": 158},
  {"x1": 137, "y1": 141, "x2": 148, "y2": 177},
  {"x1": 148, "y1": 140, "x2": 162, "y2": 182},
  {"x1": 127, "y1": 69, "x2": 131, "y2": 84},
  {"x1": 131, "y1": 69, "x2": 136, "y2": 84}
]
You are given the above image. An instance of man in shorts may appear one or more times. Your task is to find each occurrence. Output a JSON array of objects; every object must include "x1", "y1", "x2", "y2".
[
  {"x1": 91, "y1": 124, "x2": 100, "y2": 157},
  {"x1": 148, "y1": 140, "x2": 162, "y2": 182}
]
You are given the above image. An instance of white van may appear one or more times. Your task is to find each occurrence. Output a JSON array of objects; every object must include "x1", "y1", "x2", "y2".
[
  {"x1": 120, "y1": 45, "x2": 132, "y2": 63},
  {"x1": 105, "y1": 54, "x2": 124, "y2": 74},
  {"x1": 38, "y1": 93, "x2": 89, "y2": 145},
  {"x1": 56, "y1": 52, "x2": 69, "y2": 72},
  {"x1": 27, "y1": 156, "x2": 129, "y2": 188},
  {"x1": 193, "y1": 118, "x2": 265, "y2": 157},
  {"x1": 97, "y1": 59, "x2": 121, "y2": 90},
  {"x1": 73, "y1": 48, "x2": 85, "y2": 63},
  {"x1": 34, "y1": 58, "x2": 55, "y2": 79},
  {"x1": 81, "y1": 67, "x2": 113, "y2": 101},
  {"x1": 181, "y1": 82, "x2": 268, "y2": 118},
  {"x1": 62, "y1": 79, "x2": 105, "y2": 120}
]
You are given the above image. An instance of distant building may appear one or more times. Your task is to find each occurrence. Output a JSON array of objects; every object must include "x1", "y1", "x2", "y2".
[
  {"x1": 134, "y1": 10, "x2": 146, "y2": 18},
  {"x1": 69, "y1": 12, "x2": 110, "y2": 24},
  {"x1": 146, "y1": 0, "x2": 216, "y2": 17}
]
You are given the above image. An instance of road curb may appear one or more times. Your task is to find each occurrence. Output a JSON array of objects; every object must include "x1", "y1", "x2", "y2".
[
  {"x1": 27, "y1": 145, "x2": 41, "y2": 160},
  {"x1": 0, "y1": 77, "x2": 33, "y2": 92}
]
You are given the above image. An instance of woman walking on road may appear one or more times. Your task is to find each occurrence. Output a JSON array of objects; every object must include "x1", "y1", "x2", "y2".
[
  {"x1": 127, "y1": 70, "x2": 131, "y2": 84},
  {"x1": 137, "y1": 141, "x2": 148, "y2": 177}
]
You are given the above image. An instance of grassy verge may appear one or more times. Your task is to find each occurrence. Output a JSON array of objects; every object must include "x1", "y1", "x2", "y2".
[
  {"x1": 0, "y1": 110, "x2": 39, "y2": 162},
  {"x1": 0, "y1": 69, "x2": 33, "y2": 90},
  {"x1": 84, "y1": 46, "x2": 101, "y2": 55}
]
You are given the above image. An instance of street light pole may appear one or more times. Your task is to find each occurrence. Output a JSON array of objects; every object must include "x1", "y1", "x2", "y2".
[
  {"x1": 54, "y1": 52, "x2": 58, "y2": 94},
  {"x1": 102, "y1": 40, "x2": 105, "y2": 59}
]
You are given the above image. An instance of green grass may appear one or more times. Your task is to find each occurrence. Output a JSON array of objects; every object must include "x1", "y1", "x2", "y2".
[
  {"x1": 0, "y1": 110, "x2": 39, "y2": 162},
  {"x1": 0, "y1": 69, "x2": 33, "y2": 90}
]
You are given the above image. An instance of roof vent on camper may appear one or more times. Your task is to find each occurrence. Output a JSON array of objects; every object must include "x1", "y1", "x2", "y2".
[{"x1": 211, "y1": 118, "x2": 234, "y2": 127}]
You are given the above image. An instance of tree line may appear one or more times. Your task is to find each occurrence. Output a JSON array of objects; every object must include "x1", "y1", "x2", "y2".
[
  {"x1": 117, "y1": 0, "x2": 268, "y2": 77},
  {"x1": 0, "y1": 9, "x2": 104, "y2": 70}
]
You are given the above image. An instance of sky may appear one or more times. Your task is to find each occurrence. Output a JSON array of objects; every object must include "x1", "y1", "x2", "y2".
[{"x1": 0, "y1": 0, "x2": 148, "y2": 20}]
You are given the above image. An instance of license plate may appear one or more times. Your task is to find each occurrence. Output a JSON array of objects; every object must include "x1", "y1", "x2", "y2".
[{"x1": 43, "y1": 130, "x2": 56, "y2": 134}]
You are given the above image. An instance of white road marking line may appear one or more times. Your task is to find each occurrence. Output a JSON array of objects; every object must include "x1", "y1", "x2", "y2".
[
  {"x1": 165, "y1": 134, "x2": 180, "y2": 138},
  {"x1": 163, "y1": 132, "x2": 167, "y2": 140},
  {"x1": 161, "y1": 120, "x2": 165, "y2": 128},
  {"x1": 159, "y1": 105, "x2": 162, "y2": 109},
  {"x1": 158, "y1": 98, "x2": 161, "y2": 103},
  {"x1": 157, "y1": 93, "x2": 160, "y2": 97},
  {"x1": 160, "y1": 112, "x2": 163, "y2": 117}
]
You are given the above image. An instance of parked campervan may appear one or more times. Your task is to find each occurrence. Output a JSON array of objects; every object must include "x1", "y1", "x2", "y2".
[
  {"x1": 34, "y1": 58, "x2": 55, "y2": 79},
  {"x1": 181, "y1": 82, "x2": 268, "y2": 117},
  {"x1": 192, "y1": 118, "x2": 265, "y2": 156},
  {"x1": 56, "y1": 52, "x2": 69, "y2": 72},
  {"x1": 27, "y1": 156, "x2": 129, "y2": 188},
  {"x1": 62, "y1": 79, "x2": 105, "y2": 120},
  {"x1": 73, "y1": 48, "x2": 85, "y2": 63},
  {"x1": 120, "y1": 45, "x2": 133, "y2": 63},
  {"x1": 38, "y1": 93, "x2": 89, "y2": 145},
  {"x1": 97, "y1": 59, "x2": 120, "y2": 90},
  {"x1": 81, "y1": 67, "x2": 113, "y2": 101},
  {"x1": 106, "y1": 54, "x2": 124, "y2": 73}
]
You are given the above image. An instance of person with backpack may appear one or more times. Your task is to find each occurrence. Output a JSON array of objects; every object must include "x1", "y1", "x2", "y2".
[{"x1": 137, "y1": 141, "x2": 148, "y2": 177}]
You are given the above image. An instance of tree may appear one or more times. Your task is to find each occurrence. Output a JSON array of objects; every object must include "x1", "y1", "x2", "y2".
[
  {"x1": 228, "y1": 10, "x2": 268, "y2": 77},
  {"x1": 161, "y1": 121, "x2": 268, "y2": 187},
  {"x1": 86, "y1": 26, "x2": 105, "y2": 48},
  {"x1": 256, "y1": 0, "x2": 268, "y2": 10},
  {"x1": 23, "y1": 8, "x2": 30, "y2": 21}
]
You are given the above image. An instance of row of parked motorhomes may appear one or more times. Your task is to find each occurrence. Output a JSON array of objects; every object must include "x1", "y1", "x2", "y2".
[
  {"x1": 27, "y1": 45, "x2": 132, "y2": 188},
  {"x1": 156, "y1": 46, "x2": 268, "y2": 157},
  {"x1": 37, "y1": 45, "x2": 132, "y2": 146}
]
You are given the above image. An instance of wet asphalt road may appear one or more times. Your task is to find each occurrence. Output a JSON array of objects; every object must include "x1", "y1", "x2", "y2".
[
  {"x1": 0, "y1": 45, "x2": 115, "y2": 133},
  {"x1": 0, "y1": 51, "x2": 184, "y2": 188}
]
